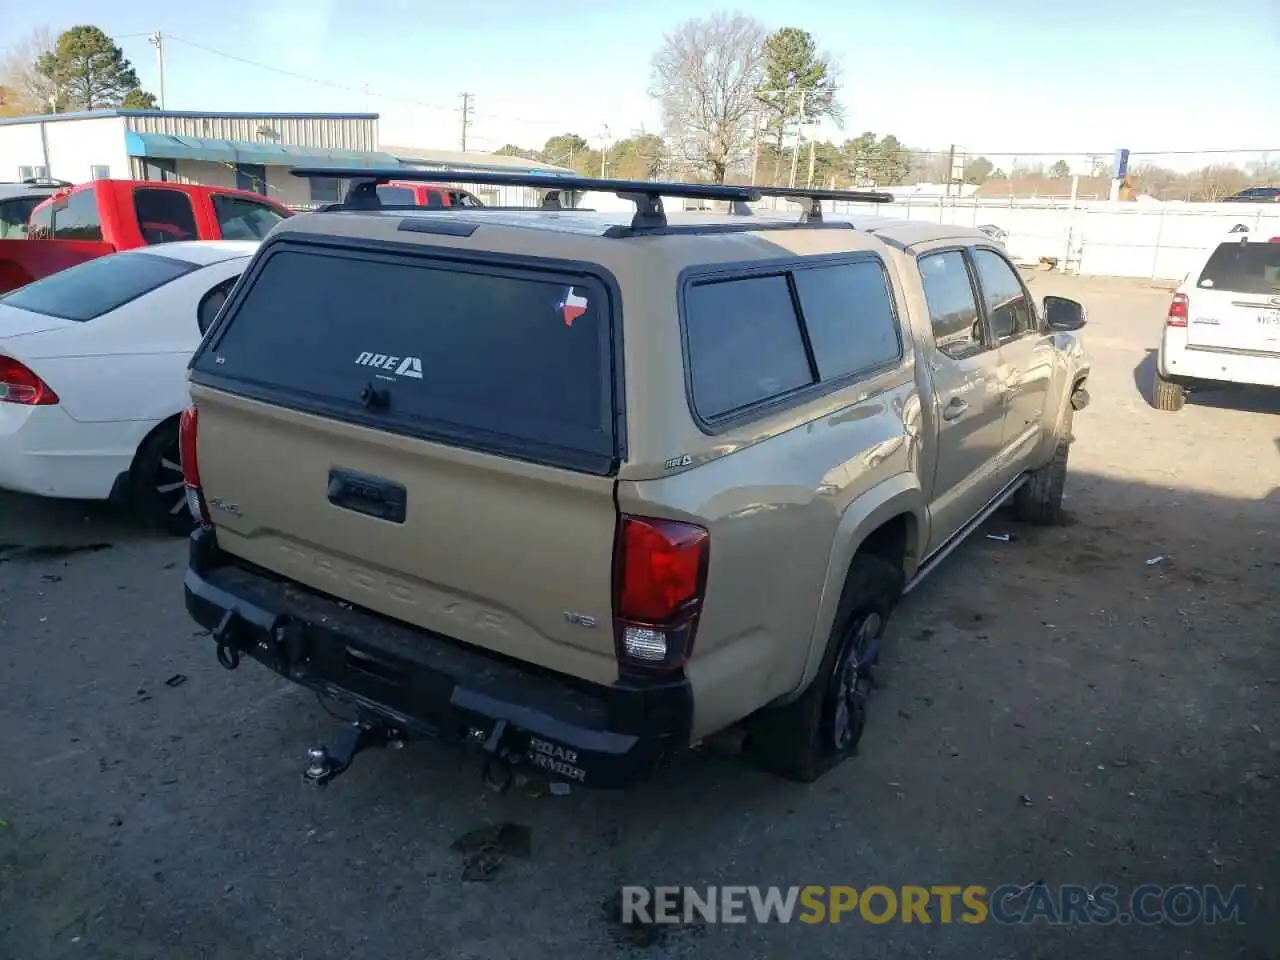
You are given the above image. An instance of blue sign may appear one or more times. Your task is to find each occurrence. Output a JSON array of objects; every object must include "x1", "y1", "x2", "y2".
[{"x1": 1113, "y1": 149, "x2": 1130, "y2": 180}]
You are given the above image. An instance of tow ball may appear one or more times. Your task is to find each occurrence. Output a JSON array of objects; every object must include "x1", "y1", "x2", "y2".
[{"x1": 303, "y1": 718, "x2": 403, "y2": 787}]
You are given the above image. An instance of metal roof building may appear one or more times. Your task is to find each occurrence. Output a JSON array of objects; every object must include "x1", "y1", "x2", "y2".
[{"x1": 0, "y1": 109, "x2": 400, "y2": 207}]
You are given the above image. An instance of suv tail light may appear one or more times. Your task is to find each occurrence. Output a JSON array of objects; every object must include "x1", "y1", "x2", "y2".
[
  {"x1": 613, "y1": 515, "x2": 709, "y2": 674},
  {"x1": 179, "y1": 406, "x2": 211, "y2": 526},
  {"x1": 1166, "y1": 293, "x2": 1189, "y2": 328},
  {"x1": 0, "y1": 356, "x2": 58, "y2": 405}
]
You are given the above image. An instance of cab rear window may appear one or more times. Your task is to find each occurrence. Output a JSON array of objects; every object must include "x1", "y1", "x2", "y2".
[
  {"x1": 193, "y1": 244, "x2": 619, "y2": 474},
  {"x1": 1197, "y1": 242, "x2": 1280, "y2": 296}
]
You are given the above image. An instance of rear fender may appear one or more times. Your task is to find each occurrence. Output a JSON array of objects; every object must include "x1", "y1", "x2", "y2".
[{"x1": 793, "y1": 474, "x2": 926, "y2": 697}]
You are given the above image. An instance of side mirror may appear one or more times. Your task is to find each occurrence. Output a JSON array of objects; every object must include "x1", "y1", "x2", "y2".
[{"x1": 1044, "y1": 295, "x2": 1086, "y2": 331}]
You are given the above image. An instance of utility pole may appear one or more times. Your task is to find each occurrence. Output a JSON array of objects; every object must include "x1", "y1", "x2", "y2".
[
  {"x1": 459, "y1": 93, "x2": 472, "y2": 152},
  {"x1": 945, "y1": 143, "x2": 956, "y2": 197},
  {"x1": 787, "y1": 90, "x2": 807, "y2": 190},
  {"x1": 807, "y1": 135, "x2": 818, "y2": 189},
  {"x1": 148, "y1": 32, "x2": 166, "y2": 110}
]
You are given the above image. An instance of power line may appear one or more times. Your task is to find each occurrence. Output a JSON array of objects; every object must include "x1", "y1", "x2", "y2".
[
  {"x1": 164, "y1": 34, "x2": 454, "y2": 113},
  {"x1": 160, "y1": 35, "x2": 580, "y2": 129}
]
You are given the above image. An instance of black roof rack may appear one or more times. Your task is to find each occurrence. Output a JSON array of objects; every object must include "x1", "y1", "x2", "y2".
[
  {"x1": 291, "y1": 167, "x2": 758, "y2": 230},
  {"x1": 752, "y1": 186, "x2": 894, "y2": 222},
  {"x1": 289, "y1": 167, "x2": 893, "y2": 231}
]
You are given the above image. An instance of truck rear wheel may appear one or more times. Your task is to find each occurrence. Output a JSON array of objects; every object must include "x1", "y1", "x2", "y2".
[
  {"x1": 1013, "y1": 405, "x2": 1072, "y2": 526},
  {"x1": 745, "y1": 554, "x2": 902, "y2": 783},
  {"x1": 1152, "y1": 370, "x2": 1186, "y2": 412}
]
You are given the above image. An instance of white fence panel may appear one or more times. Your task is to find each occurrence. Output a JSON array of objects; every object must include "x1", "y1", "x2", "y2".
[{"x1": 826, "y1": 196, "x2": 1280, "y2": 280}]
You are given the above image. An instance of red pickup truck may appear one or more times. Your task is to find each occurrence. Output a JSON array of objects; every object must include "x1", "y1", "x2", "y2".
[
  {"x1": 375, "y1": 181, "x2": 485, "y2": 208},
  {"x1": 0, "y1": 179, "x2": 294, "y2": 294}
]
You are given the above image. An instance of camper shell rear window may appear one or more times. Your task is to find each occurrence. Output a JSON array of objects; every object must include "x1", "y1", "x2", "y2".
[{"x1": 191, "y1": 239, "x2": 622, "y2": 475}]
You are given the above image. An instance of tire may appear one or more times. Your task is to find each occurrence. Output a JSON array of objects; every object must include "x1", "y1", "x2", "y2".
[
  {"x1": 744, "y1": 554, "x2": 903, "y2": 783},
  {"x1": 1152, "y1": 369, "x2": 1186, "y2": 412},
  {"x1": 130, "y1": 420, "x2": 195, "y2": 536},
  {"x1": 1013, "y1": 404, "x2": 1072, "y2": 526}
]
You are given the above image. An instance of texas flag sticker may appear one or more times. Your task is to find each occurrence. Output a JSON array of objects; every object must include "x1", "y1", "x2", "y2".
[{"x1": 559, "y1": 287, "x2": 589, "y2": 327}]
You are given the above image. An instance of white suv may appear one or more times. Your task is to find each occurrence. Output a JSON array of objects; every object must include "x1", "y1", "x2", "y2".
[
  {"x1": 0, "y1": 178, "x2": 72, "y2": 239},
  {"x1": 1154, "y1": 230, "x2": 1280, "y2": 411}
]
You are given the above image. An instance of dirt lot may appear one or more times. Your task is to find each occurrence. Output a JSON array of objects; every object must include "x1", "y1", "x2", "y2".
[{"x1": 1, "y1": 273, "x2": 1276, "y2": 960}]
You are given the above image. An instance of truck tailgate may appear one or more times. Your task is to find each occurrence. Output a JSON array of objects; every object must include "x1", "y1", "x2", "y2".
[{"x1": 186, "y1": 239, "x2": 625, "y2": 685}]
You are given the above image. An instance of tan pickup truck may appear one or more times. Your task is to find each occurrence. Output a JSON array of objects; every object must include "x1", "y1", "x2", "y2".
[{"x1": 180, "y1": 171, "x2": 1090, "y2": 788}]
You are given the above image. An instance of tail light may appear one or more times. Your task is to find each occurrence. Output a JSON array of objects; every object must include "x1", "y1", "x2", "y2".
[
  {"x1": 0, "y1": 356, "x2": 58, "y2": 405},
  {"x1": 1166, "y1": 293, "x2": 1188, "y2": 328},
  {"x1": 178, "y1": 406, "x2": 211, "y2": 526},
  {"x1": 613, "y1": 515, "x2": 709, "y2": 675}
]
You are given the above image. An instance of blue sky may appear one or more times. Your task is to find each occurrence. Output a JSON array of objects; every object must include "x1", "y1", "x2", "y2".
[{"x1": 5, "y1": 0, "x2": 1278, "y2": 168}]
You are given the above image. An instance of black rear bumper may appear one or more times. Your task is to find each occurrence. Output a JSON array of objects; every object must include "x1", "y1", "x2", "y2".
[{"x1": 183, "y1": 527, "x2": 691, "y2": 788}]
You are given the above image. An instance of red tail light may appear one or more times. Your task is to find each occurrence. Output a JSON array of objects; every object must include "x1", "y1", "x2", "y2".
[
  {"x1": 0, "y1": 356, "x2": 58, "y2": 405},
  {"x1": 613, "y1": 515, "x2": 709, "y2": 674},
  {"x1": 1167, "y1": 293, "x2": 1189, "y2": 328},
  {"x1": 178, "y1": 406, "x2": 211, "y2": 526}
]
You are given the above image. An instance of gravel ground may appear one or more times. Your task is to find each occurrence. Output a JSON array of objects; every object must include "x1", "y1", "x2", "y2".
[{"x1": 1, "y1": 273, "x2": 1276, "y2": 960}]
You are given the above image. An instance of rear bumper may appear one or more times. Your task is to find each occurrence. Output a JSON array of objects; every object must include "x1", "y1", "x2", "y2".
[
  {"x1": 183, "y1": 527, "x2": 692, "y2": 788},
  {"x1": 1160, "y1": 330, "x2": 1280, "y2": 388},
  {"x1": 0, "y1": 404, "x2": 138, "y2": 499}
]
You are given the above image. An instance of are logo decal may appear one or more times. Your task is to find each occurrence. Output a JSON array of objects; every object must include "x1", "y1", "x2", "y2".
[{"x1": 355, "y1": 352, "x2": 423, "y2": 379}]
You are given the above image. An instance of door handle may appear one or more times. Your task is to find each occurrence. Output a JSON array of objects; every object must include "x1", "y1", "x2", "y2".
[{"x1": 942, "y1": 398, "x2": 969, "y2": 421}]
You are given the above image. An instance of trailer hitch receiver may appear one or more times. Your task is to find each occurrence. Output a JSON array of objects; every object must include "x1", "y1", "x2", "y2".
[{"x1": 303, "y1": 717, "x2": 402, "y2": 787}]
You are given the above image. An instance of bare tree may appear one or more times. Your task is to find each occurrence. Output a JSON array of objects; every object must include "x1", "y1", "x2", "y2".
[
  {"x1": 649, "y1": 12, "x2": 767, "y2": 183},
  {"x1": 0, "y1": 28, "x2": 58, "y2": 116}
]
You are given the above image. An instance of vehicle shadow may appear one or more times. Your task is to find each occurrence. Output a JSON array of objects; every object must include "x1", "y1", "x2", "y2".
[
  {"x1": 1134, "y1": 349, "x2": 1280, "y2": 413},
  {"x1": 0, "y1": 488, "x2": 160, "y2": 551},
  {"x1": 3, "y1": 469, "x2": 1278, "y2": 960}
]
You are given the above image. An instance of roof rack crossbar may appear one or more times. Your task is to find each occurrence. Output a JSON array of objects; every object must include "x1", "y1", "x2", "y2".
[
  {"x1": 751, "y1": 185, "x2": 894, "y2": 223},
  {"x1": 290, "y1": 166, "x2": 762, "y2": 230}
]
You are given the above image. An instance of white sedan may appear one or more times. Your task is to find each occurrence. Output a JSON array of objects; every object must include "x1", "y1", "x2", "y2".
[{"x1": 0, "y1": 241, "x2": 256, "y2": 532}]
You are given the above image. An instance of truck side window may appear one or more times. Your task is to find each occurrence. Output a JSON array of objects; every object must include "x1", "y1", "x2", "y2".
[
  {"x1": 919, "y1": 251, "x2": 985, "y2": 360},
  {"x1": 212, "y1": 195, "x2": 285, "y2": 240},
  {"x1": 792, "y1": 260, "x2": 902, "y2": 381},
  {"x1": 973, "y1": 249, "x2": 1034, "y2": 340},
  {"x1": 375, "y1": 185, "x2": 415, "y2": 205},
  {"x1": 684, "y1": 274, "x2": 815, "y2": 420},
  {"x1": 51, "y1": 188, "x2": 103, "y2": 241},
  {"x1": 133, "y1": 188, "x2": 198, "y2": 245}
]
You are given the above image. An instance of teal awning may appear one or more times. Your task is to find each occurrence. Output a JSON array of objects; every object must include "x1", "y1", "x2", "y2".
[{"x1": 125, "y1": 132, "x2": 401, "y2": 168}]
